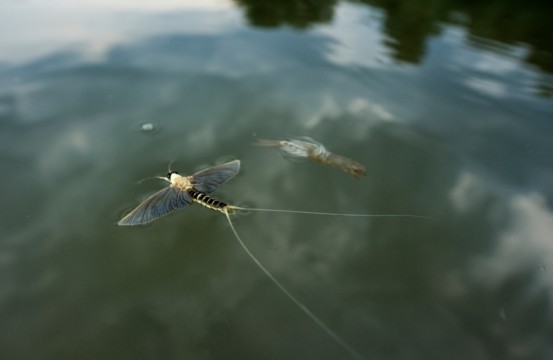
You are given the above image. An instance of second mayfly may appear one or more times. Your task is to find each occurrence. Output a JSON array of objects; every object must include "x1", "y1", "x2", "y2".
[{"x1": 256, "y1": 137, "x2": 367, "y2": 178}]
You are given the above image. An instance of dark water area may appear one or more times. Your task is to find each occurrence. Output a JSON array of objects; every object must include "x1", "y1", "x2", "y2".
[{"x1": 0, "y1": 1, "x2": 551, "y2": 359}]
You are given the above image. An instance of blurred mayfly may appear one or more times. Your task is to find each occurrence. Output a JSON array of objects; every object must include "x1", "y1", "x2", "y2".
[
  {"x1": 256, "y1": 137, "x2": 366, "y2": 178},
  {"x1": 118, "y1": 159, "x2": 430, "y2": 360}
]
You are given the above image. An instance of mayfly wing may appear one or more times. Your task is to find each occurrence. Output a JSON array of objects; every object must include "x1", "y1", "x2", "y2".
[
  {"x1": 191, "y1": 160, "x2": 240, "y2": 194},
  {"x1": 118, "y1": 186, "x2": 193, "y2": 226}
]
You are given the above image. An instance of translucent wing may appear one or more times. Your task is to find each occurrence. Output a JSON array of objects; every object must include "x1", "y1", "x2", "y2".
[
  {"x1": 191, "y1": 160, "x2": 240, "y2": 194},
  {"x1": 118, "y1": 186, "x2": 193, "y2": 226}
]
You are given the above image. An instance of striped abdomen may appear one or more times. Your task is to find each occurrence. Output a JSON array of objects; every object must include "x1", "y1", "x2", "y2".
[{"x1": 188, "y1": 190, "x2": 228, "y2": 212}]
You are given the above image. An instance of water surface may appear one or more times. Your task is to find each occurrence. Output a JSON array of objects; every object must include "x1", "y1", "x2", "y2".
[{"x1": 0, "y1": 1, "x2": 551, "y2": 359}]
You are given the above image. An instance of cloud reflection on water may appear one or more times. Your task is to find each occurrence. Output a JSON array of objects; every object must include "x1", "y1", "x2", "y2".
[
  {"x1": 0, "y1": 1, "x2": 240, "y2": 64},
  {"x1": 0, "y1": 1, "x2": 551, "y2": 360}
]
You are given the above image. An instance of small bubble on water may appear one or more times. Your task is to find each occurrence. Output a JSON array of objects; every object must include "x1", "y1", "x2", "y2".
[{"x1": 141, "y1": 122, "x2": 155, "y2": 132}]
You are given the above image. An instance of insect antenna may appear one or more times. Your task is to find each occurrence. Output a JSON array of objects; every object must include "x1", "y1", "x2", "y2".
[
  {"x1": 222, "y1": 208, "x2": 367, "y2": 360},
  {"x1": 167, "y1": 159, "x2": 176, "y2": 174}
]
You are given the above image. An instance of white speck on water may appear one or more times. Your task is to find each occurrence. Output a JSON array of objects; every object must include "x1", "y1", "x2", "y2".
[{"x1": 141, "y1": 123, "x2": 155, "y2": 132}]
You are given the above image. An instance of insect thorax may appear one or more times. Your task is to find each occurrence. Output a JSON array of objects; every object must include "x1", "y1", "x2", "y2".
[{"x1": 170, "y1": 174, "x2": 194, "y2": 191}]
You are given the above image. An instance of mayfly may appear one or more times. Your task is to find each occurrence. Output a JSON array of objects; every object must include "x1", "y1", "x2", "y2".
[
  {"x1": 118, "y1": 160, "x2": 429, "y2": 359},
  {"x1": 256, "y1": 137, "x2": 366, "y2": 178},
  {"x1": 118, "y1": 160, "x2": 241, "y2": 226}
]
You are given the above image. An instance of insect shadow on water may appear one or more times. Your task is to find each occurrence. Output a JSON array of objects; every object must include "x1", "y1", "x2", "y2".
[{"x1": 118, "y1": 160, "x2": 431, "y2": 360}]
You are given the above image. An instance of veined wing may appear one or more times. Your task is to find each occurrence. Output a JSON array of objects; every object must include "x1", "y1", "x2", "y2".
[
  {"x1": 118, "y1": 186, "x2": 193, "y2": 226},
  {"x1": 192, "y1": 160, "x2": 240, "y2": 194}
]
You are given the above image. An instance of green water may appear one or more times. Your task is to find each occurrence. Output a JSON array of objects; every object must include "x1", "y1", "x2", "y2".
[{"x1": 0, "y1": 1, "x2": 551, "y2": 359}]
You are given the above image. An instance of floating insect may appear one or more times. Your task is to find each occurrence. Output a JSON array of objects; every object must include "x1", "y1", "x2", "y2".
[
  {"x1": 118, "y1": 160, "x2": 240, "y2": 226},
  {"x1": 118, "y1": 159, "x2": 430, "y2": 360},
  {"x1": 256, "y1": 137, "x2": 367, "y2": 178}
]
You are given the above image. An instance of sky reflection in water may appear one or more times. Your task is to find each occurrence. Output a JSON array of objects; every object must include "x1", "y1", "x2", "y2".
[{"x1": 0, "y1": 1, "x2": 551, "y2": 360}]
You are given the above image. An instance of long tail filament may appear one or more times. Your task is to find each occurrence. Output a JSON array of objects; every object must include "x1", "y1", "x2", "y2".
[
  {"x1": 222, "y1": 208, "x2": 366, "y2": 360},
  {"x1": 228, "y1": 205, "x2": 432, "y2": 219}
]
